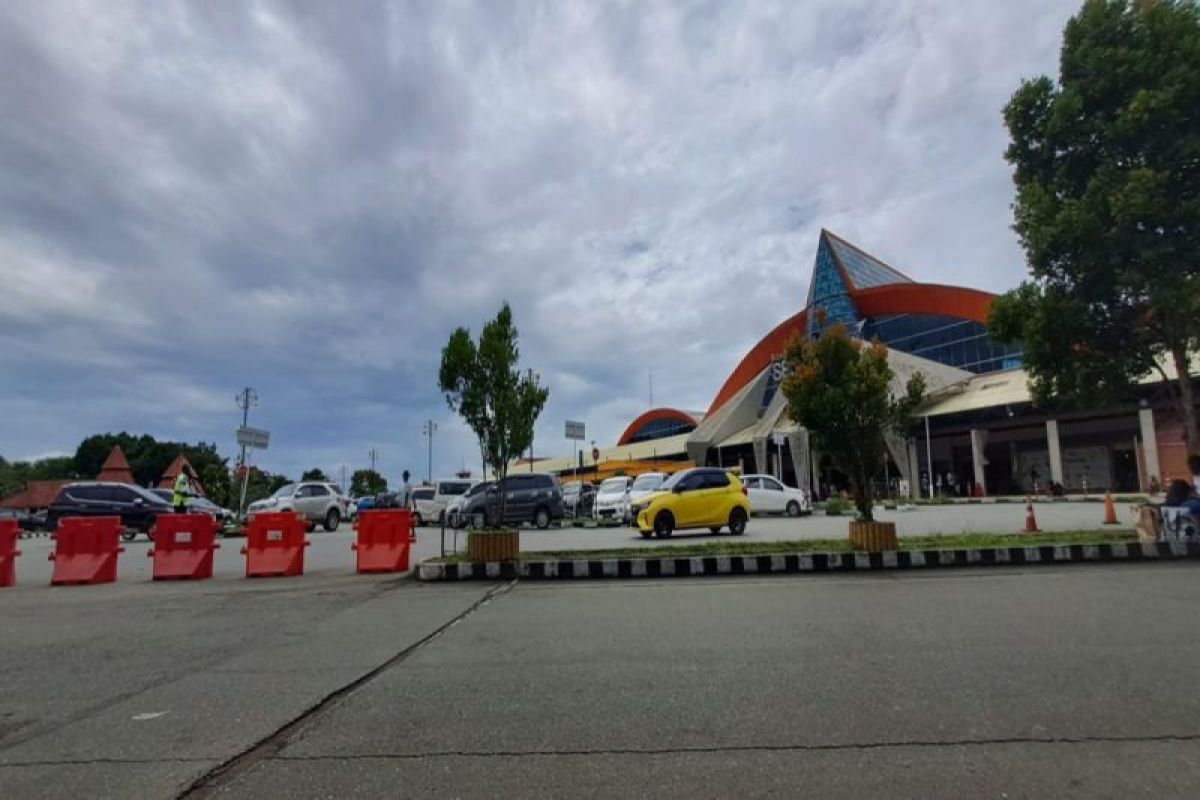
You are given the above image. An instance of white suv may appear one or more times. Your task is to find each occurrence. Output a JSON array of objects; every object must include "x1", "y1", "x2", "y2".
[
  {"x1": 247, "y1": 482, "x2": 350, "y2": 531},
  {"x1": 741, "y1": 474, "x2": 811, "y2": 517}
]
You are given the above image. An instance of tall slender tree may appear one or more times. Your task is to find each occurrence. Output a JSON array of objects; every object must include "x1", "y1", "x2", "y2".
[{"x1": 439, "y1": 303, "x2": 548, "y2": 526}]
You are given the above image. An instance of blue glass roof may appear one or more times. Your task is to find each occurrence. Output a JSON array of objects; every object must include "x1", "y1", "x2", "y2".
[
  {"x1": 806, "y1": 236, "x2": 860, "y2": 337},
  {"x1": 824, "y1": 233, "x2": 912, "y2": 290}
]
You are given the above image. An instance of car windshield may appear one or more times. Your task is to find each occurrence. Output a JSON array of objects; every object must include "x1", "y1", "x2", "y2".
[
  {"x1": 273, "y1": 484, "x2": 298, "y2": 498},
  {"x1": 131, "y1": 485, "x2": 171, "y2": 504},
  {"x1": 599, "y1": 478, "x2": 628, "y2": 494},
  {"x1": 631, "y1": 474, "x2": 664, "y2": 491},
  {"x1": 660, "y1": 471, "x2": 692, "y2": 491},
  {"x1": 440, "y1": 482, "x2": 470, "y2": 495},
  {"x1": 467, "y1": 482, "x2": 490, "y2": 496}
]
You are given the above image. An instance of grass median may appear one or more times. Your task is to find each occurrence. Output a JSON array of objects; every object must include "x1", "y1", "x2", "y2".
[{"x1": 431, "y1": 528, "x2": 1136, "y2": 564}]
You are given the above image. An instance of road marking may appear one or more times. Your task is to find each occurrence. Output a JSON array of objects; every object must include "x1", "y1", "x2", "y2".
[{"x1": 132, "y1": 711, "x2": 169, "y2": 721}]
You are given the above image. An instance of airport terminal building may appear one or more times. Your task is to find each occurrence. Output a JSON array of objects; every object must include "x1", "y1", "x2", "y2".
[{"x1": 536, "y1": 231, "x2": 1194, "y2": 497}]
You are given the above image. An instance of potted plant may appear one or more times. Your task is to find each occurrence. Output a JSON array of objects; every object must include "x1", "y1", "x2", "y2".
[
  {"x1": 781, "y1": 323, "x2": 925, "y2": 552},
  {"x1": 439, "y1": 303, "x2": 548, "y2": 562}
]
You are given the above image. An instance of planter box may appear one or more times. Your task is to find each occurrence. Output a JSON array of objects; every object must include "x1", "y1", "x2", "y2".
[
  {"x1": 467, "y1": 529, "x2": 519, "y2": 562},
  {"x1": 849, "y1": 520, "x2": 898, "y2": 552}
]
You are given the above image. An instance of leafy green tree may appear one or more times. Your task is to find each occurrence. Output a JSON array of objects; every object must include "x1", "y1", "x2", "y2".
[
  {"x1": 439, "y1": 303, "x2": 548, "y2": 525},
  {"x1": 990, "y1": 0, "x2": 1200, "y2": 447},
  {"x1": 0, "y1": 455, "x2": 78, "y2": 498},
  {"x1": 781, "y1": 325, "x2": 925, "y2": 521},
  {"x1": 301, "y1": 468, "x2": 330, "y2": 482},
  {"x1": 350, "y1": 469, "x2": 387, "y2": 497}
]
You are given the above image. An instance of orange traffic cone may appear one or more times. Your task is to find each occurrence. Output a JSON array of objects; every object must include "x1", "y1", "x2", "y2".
[
  {"x1": 1103, "y1": 490, "x2": 1118, "y2": 525},
  {"x1": 1024, "y1": 496, "x2": 1040, "y2": 533}
]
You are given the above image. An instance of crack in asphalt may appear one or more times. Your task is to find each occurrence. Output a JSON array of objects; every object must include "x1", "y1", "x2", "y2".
[
  {"x1": 267, "y1": 732, "x2": 1200, "y2": 761},
  {"x1": 178, "y1": 578, "x2": 517, "y2": 798}
]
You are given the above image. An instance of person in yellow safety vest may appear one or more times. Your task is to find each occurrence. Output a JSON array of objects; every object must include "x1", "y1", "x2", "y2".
[{"x1": 172, "y1": 471, "x2": 193, "y2": 514}]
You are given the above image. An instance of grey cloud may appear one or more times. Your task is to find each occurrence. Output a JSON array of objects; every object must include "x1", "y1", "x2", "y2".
[{"x1": 0, "y1": 0, "x2": 1078, "y2": 477}]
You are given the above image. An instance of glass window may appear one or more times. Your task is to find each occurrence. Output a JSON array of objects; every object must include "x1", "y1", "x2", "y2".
[
  {"x1": 412, "y1": 488, "x2": 435, "y2": 500},
  {"x1": 438, "y1": 482, "x2": 471, "y2": 496},
  {"x1": 702, "y1": 471, "x2": 730, "y2": 489},
  {"x1": 762, "y1": 477, "x2": 783, "y2": 491}
]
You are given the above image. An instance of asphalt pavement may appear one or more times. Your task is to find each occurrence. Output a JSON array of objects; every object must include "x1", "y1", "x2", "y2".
[
  {"x1": 5, "y1": 558, "x2": 1200, "y2": 798},
  {"x1": 205, "y1": 563, "x2": 1200, "y2": 799}
]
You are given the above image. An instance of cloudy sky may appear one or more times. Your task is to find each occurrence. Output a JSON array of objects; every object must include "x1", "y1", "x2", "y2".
[{"x1": 0, "y1": 0, "x2": 1078, "y2": 484}]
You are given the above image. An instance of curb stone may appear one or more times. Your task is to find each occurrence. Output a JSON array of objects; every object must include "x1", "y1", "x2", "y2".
[{"x1": 417, "y1": 541, "x2": 1200, "y2": 581}]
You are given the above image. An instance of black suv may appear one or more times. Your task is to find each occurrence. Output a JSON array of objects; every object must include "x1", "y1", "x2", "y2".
[
  {"x1": 46, "y1": 482, "x2": 173, "y2": 541},
  {"x1": 460, "y1": 473, "x2": 564, "y2": 529}
]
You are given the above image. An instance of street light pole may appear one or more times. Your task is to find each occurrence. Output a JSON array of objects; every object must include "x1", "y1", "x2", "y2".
[{"x1": 422, "y1": 420, "x2": 437, "y2": 483}]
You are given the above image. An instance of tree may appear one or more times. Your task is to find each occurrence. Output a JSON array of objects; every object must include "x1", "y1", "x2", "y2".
[
  {"x1": 301, "y1": 468, "x2": 329, "y2": 482},
  {"x1": 990, "y1": 0, "x2": 1200, "y2": 448},
  {"x1": 439, "y1": 303, "x2": 548, "y2": 526},
  {"x1": 781, "y1": 324, "x2": 925, "y2": 521},
  {"x1": 350, "y1": 469, "x2": 387, "y2": 497}
]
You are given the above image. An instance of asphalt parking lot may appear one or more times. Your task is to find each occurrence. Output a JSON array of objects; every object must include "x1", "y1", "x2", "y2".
[{"x1": 4, "y1": 561, "x2": 1200, "y2": 798}]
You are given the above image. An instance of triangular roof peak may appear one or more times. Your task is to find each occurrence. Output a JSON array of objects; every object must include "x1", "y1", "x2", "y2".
[
  {"x1": 818, "y1": 229, "x2": 914, "y2": 290},
  {"x1": 97, "y1": 445, "x2": 135, "y2": 484}
]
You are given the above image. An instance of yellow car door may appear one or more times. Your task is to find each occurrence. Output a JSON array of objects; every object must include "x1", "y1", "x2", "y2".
[
  {"x1": 697, "y1": 471, "x2": 732, "y2": 525},
  {"x1": 672, "y1": 472, "x2": 708, "y2": 528}
]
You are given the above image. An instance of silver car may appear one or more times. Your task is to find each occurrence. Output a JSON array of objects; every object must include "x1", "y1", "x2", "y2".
[{"x1": 247, "y1": 482, "x2": 348, "y2": 531}]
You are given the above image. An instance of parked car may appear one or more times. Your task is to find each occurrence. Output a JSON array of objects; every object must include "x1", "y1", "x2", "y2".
[
  {"x1": 356, "y1": 495, "x2": 376, "y2": 513},
  {"x1": 740, "y1": 474, "x2": 811, "y2": 516},
  {"x1": 45, "y1": 482, "x2": 173, "y2": 541},
  {"x1": 594, "y1": 476, "x2": 633, "y2": 523},
  {"x1": 626, "y1": 472, "x2": 667, "y2": 526},
  {"x1": 630, "y1": 467, "x2": 751, "y2": 539},
  {"x1": 150, "y1": 489, "x2": 236, "y2": 526},
  {"x1": 430, "y1": 479, "x2": 473, "y2": 524},
  {"x1": 560, "y1": 481, "x2": 596, "y2": 519},
  {"x1": 459, "y1": 473, "x2": 563, "y2": 529},
  {"x1": 446, "y1": 481, "x2": 490, "y2": 528},
  {"x1": 409, "y1": 486, "x2": 437, "y2": 526},
  {"x1": 246, "y1": 482, "x2": 348, "y2": 532}
]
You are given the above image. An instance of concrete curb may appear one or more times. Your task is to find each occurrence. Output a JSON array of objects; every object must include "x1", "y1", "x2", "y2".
[{"x1": 418, "y1": 541, "x2": 1199, "y2": 581}]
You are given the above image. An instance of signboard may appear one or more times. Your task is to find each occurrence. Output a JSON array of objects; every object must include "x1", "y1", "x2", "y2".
[
  {"x1": 565, "y1": 420, "x2": 585, "y2": 440},
  {"x1": 772, "y1": 432, "x2": 786, "y2": 447},
  {"x1": 236, "y1": 426, "x2": 270, "y2": 450}
]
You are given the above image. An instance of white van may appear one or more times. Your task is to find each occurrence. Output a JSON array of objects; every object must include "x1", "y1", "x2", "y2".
[{"x1": 410, "y1": 479, "x2": 474, "y2": 526}]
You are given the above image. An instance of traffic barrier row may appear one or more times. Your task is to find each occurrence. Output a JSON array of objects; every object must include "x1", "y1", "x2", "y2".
[{"x1": 1, "y1": 509, "x2": 413, "y2": 588}]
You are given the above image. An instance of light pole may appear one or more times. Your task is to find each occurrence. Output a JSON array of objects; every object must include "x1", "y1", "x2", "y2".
[
  {"x1": 235, "y1": 387, "x2": 258, "y2": 518},
  {"x1": 527, "y1": 368, "x2": 539, "y2": 472},
  {"x1": 422, "y1": 420, "x2": 437, "y2": 483}
]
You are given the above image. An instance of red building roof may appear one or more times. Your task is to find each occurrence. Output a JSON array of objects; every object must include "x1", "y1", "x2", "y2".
[
  {"x1": 0, "y1": 479, "x2": 70, "y2": 510},
  {"x1": 96, "y1": 445, "x2": 136, "y2": 484}
]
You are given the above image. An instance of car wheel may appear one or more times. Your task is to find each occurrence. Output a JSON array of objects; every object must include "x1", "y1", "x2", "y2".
[
  {"x1": 324, "y1": 508, "x2": 341, "y2": 532},
  {"x1": 728, "y1": 507, "x2": 748, "y2": 536},
  {"x1": 786, "y1": 500, "x2": 801, "y2": 517},
  {"x1": 534, "y1": 507, "x2": 551, "y2": 530},
  {"x1": 413, "y1": 513, "x2": 423, "y2": 528},
  {"x1": 653, "y1": 511, "x2": 674, "y2": 539}
]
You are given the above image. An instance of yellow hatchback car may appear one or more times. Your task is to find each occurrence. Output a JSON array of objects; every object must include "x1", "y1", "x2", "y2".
[{"x1": 632, "y1": 468, "x2": 752, "y2": 538}]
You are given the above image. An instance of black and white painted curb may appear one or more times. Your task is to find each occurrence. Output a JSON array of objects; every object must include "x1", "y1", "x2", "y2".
[{"x1": 418, "y1": 541, "x2": 1200, "y2": 581}]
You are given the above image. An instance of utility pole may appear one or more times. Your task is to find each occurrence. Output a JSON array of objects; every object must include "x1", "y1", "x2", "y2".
[
  {"x1": 422, "y1": 420, "x2": 437, "y2": 483},
  {"x1": 368, "y1": 448, "x2": 378, "y2": 473},
  {"x1": 528, "y1": 368, "x2": 537, "y2": 472},
  {"x1": 235, "y1": 387, "x2": 258, "y2": 517}
]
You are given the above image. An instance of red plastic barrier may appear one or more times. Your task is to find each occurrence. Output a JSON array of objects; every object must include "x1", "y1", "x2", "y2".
[
  {"x1": 49, "y1": 516, "x2": 124, "y2": 586},
  {"x1": 148, "y1": 513, "x2": 221, "y2": 580},
  {"x1": 352, "y1": 509, "x2": 412, "y2": 573},
  {"x1": 1, "y1": 519, "x2": 20, "y2": 588},
  {"x1": 241, "y1": 512, "x2": 309, "y2": 577}
]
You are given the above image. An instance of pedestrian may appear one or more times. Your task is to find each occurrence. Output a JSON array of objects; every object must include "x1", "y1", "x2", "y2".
[
  {"x1": 401, "y1": 469, "x2": 413, "y2": 508},
  {"x1": 172, "y1": 470, "x2": 193, "y2": 514}
]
